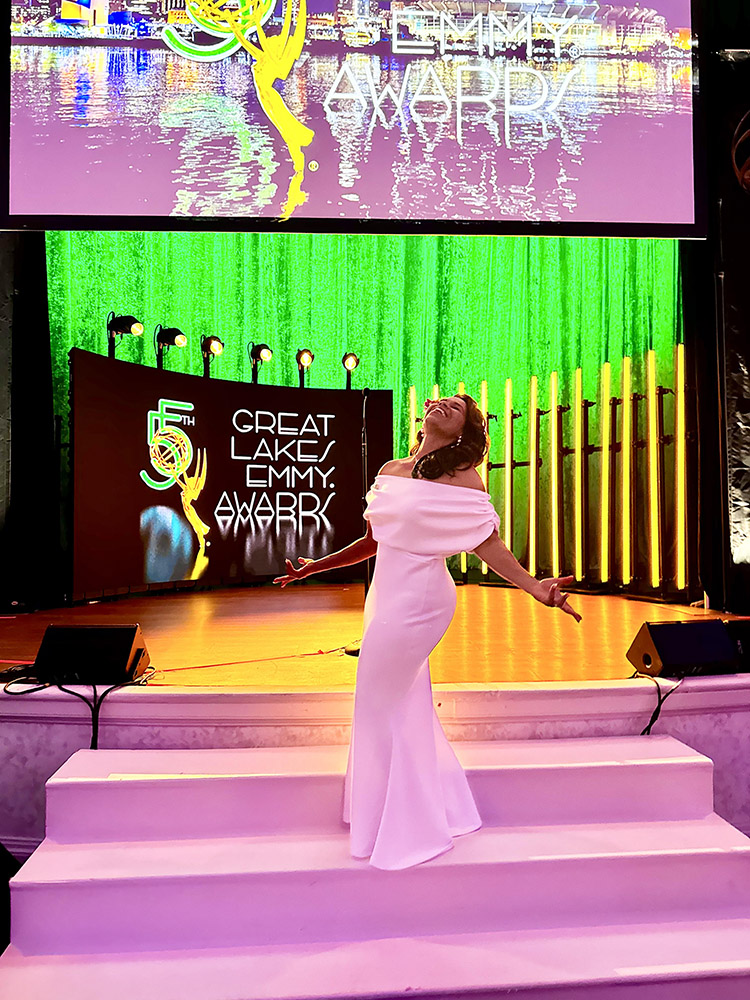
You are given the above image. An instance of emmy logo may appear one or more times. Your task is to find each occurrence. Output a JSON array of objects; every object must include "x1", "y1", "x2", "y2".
[
  {"x1": 163, "y1": 0, "x2": 314, "y2": 220},
  {"x1": 149, "y1": 427, "x2": 210, "y2": 580}
]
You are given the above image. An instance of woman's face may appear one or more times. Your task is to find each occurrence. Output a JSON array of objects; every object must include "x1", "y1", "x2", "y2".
[{"x1": 423, "y1": 396, "x2": 467, "y2": 441}]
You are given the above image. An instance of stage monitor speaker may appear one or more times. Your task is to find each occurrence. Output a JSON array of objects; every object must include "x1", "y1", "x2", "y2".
[
  {"x1": 33, "y1": 624, "x2": 150, "y2": 686},
  {"x1": 626, "y1": 620, "x2": 742, "y2": 678},
  {"x1": 720, "y1": 619, "x2": 750, "y2": 670}
]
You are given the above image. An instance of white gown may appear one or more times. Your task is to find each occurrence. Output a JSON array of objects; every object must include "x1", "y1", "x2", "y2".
[{"x1": 343, "y1": 474, "x2": 501, "y2": 870}]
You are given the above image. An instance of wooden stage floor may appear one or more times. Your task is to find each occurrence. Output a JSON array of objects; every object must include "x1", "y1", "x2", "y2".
[{"x1": 0, "y1": 584, "x2": 727, "y2": 690}]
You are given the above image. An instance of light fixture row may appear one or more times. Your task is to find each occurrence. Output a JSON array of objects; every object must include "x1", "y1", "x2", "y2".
[
  {"x1": 106, "y1": 313, "x2": 359, "y2": 386},
  {"x1": 107, "y1": 312, "x2": 223, "y2": 373}
]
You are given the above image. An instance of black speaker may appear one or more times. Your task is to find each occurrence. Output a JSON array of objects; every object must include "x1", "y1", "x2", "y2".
[
  {"x1": 626, "y1": 620, "x2": 743, "y2": 678},
  {"x1": 721, "y1": 619, "x2": 750, "y2": 670},
  {"x1": 32, "y1": 624, "x2": 150, "y2": 685}
]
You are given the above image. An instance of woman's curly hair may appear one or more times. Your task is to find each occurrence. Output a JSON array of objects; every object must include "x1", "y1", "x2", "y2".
[{"x1": 409, "y1": 394, "x2": 490, "y2": 480}]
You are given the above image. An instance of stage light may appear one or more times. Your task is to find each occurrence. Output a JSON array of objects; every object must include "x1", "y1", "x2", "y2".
[
  {"x1": 296, "y1": 348, "x2": 314, "y2": 388},
  {"x1": 528, "y1": 375, "x2": 538, "y2": 577},
  {"x1": 201, "y1": 335, "x2": 224, "y2": 379},
  {"x1": 249, "y1": 342, "x2": 273, "y2": 384},
  {"x1": 647, "y1": 349, "x2": 661, "y2": 589},
  {"x1": 342, "y1": 352, "x2": 359, "y2": 389},
  {"x1": 621, "y1": 357, "x2": 632, "y2": 585},
  {"x1": 480, "y1": 379, "x2": 489, "y2": 576},
  {"x1": 108, "y1": 313, "x2": 143, "y2": 337},
  {"x1": 573, "y1": 368, "x2": 585, "y2": 581},
  {"x1": 550, "y1": 371, "x2": 560, "y2": 578},
  {"x1": 504, "y1": 378, "x2": 513, "y2": 549},
  {"x1": 154, "y1": 325, "x2": 187, "y2": 370},
  {"x1": 203, "y1": 336, "x2": 224, "y2": 356},
  {"x1": 676, "y1": 343, "x2": 687, "y2": 590},
  {"x1": 600, "y1": 361, "x2": 612, "y2": 583},
  {"x1": 107, "y1": 311, "x2": 144, "y2": 359}
]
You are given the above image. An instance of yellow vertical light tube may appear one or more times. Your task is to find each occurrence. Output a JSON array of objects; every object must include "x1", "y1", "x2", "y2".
[
  {"x1": 574, "y1": 367, "x2": 583, "y2": 582},
  {"x1": 600, "y1": 362, "x2": 612, "y2": 583},
  {"x1": 647, "y1": 349, "x2": 660, "y2": 589},
  {"x1": 458, "y1": 380, "x2": 467, "y2": 575},
  {"x1": 480, "y1": 379, "x2": 489, "y2": 575},
  {"x1": 504, "y1": 377, "x2": 513, "y2": 549},
  {"x1": 528, "y1": 375, "x2": 538, "y2": 577},
  {"x1": 432, "y1": 383, "x2": 440, "y2": 401},
  {"x1": 621, "y1": 357, "x2": 632, "y2": 585},
  {"x1": 408, "y1": 385, "x2": 418, "y2": 452},
  {"x1": 675, "y1": 344, "x2": 687, "y2": 590},
  {"x1": 550, "y1": 371, "x2": 560, "y2": 578}
]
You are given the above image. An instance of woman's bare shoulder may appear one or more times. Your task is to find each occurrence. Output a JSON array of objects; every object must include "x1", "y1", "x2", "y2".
[
  {"x1": 377, "y1": 458, "x2": 413, "y2": 478},
  {"x1": 447, "y1": 466, "x2": 487, "y2": 492}
]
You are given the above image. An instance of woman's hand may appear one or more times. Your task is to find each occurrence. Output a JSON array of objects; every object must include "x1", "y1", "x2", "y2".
[
  {"x1": 534, "y1": 576, "x2": 582, "y2": 623},
  {"x1": 273, "y1": 557, "x2": 315, "y2": 588}
]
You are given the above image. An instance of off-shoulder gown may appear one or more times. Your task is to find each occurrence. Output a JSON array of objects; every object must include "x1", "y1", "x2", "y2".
[{"x1": 343, "y1": 474, "x2": 500, "y2": 870}]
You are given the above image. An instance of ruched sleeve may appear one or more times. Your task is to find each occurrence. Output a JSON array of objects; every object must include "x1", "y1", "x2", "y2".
[{"x1": 364, "y1": 475, "x2": 499, "y2": 558}]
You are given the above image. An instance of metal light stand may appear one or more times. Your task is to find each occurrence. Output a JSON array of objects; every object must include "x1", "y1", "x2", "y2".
[
  {"x1": 155, "y1": 324, "x2": 165, "y2": 371},
  {"x1": 609, "y1": 394, "x2": 622, "y2": 584},
  {"x1": 361, "y1": 388, "x2": 372, "y2": 598},
  {"x1": 480, "y1": 410, "x2": 530, "y2": 587},
  {"x1": 631, "y1": 391, "x2": 646, "y2": 586},
  {"x1": 657, "y1": 385, "x2": 675, "y2": 599},
  {"x1": 528, "y1": 404, "x2": 549, "y2": 577},
  {"x1": 582, "y1": 397, "x2": 596, "y2": 584},
  {"x1": 344, "y1": 388, "x2": 372, "y2": 657},
  {"x1": 556, "y1": 400, "x2": 572, "y2": 574}
]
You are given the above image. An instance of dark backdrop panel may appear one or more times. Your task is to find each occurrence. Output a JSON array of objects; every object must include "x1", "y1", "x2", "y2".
[
  {"x1": 0, "y1": 233, "x2": 60, "y2": 611},
  {"x1": 0, "y1": 238, "x2": 12, "y2": 541},
  {"x1": 718, "y1": 53, "x2": 750, "y2": 612},
  {"x1": 71, "y1": 350, "x2": 392, "y2": 598}
]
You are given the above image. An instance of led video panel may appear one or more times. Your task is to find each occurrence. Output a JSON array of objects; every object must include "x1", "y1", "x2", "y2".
[
  {"x1": 10, "y1": 1, "x2": 699, "y2": 228},
  {"x1": 71, "y1": 349, "x2": 393, "y2": 597}
]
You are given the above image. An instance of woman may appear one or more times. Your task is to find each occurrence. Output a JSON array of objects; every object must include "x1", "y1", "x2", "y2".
[{"x1": 274, "y1": 394, "x2": 581, "y2": 870}]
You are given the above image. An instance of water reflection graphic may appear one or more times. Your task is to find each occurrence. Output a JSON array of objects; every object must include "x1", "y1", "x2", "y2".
[{"x1": 10, "y1": 44, "x2": 694, "y2": 222}]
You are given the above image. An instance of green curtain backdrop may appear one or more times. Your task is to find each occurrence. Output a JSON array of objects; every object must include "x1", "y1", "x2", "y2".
[{"x1": 46, "y1": 231, "x2": 682, "y2": 582}]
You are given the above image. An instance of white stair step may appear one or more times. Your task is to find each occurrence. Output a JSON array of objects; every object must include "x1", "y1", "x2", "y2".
[
  {"x1": 45, "y1": 736, "x2": 715, "y2": 843},
  {"x1": 2, "y1": 918, "x2": 750, "y2": 1000},
  {"x1": 11, "y1": 817, "x2": 750, "y2": 955}
]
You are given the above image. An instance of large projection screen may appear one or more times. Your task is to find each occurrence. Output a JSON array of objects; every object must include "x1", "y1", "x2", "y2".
[
  {"x1": 70, "y1": 350, "x2": 393, "y2": 599},
  {"x1": 9, "y1": 1, "x2": 700, "y2": 231}
]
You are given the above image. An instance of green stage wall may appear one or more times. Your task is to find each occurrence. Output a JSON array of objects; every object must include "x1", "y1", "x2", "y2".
[{"x1": 45, "y1": 231, "x2": 683, "y2": 581}]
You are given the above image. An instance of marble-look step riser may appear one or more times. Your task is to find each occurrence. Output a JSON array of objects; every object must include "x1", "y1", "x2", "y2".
[
  {"x1": 45, "y1": 760, "x2": 716, "y2": 843},
  {"x1": 12, "y1": 850, "x2": 750, "y2": 956}
]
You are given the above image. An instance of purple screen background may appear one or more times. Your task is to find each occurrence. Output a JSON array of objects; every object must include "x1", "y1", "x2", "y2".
[{"x1": 10, "y1": 0, "x2": 697, "y2": 225}]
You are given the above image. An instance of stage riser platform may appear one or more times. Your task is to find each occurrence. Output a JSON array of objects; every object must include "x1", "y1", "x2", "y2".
[
  {"x1": 2, "y1": 933, "x2": 750, "y2": 1000},
  {"x1": 3, "y1": 675, "x2": 750, "y2": 862},
  {"x1": 11, "y1": 835, "x2": 750, "y2": 955},
  {"x1": 44, "y1": 738, "x2": 715, "y2": 843},
  {"x1": 3, "y1": 736, "x2": 750, "y2": 999}
]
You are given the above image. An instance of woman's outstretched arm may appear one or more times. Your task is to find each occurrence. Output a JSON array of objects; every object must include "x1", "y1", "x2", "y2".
[
  {"x1": 273, "y1": 521, "x2": 377, "y2": 587},
  {"x1": 473, "y1": 532, "x2": 582, "y2": 622}
]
